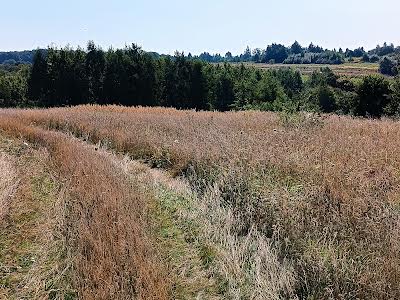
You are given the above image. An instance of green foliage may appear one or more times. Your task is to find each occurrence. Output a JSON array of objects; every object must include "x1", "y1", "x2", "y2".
[
  {"x1": 210, "y1": 64, "x2": 236, "y2": 111},
  {"x1": 28, "y1": 50, "x2": 48, "y2": 105},
  {"x1": 334, "y1": 89, "x2": 358, "y2": 115},
  {"x1": 379, "y1": 57, "x2": 398, "y2": 76},
  {"x1": 272, "y1": 68, "x2": 303, "y2": 98},
  {"x1": 302, "y1": 85, "x2": 336, "y2": 113},
  {"x1": 284, "y1": 51, "x2": 344, "y2": 65},
  {"x1": 231, "y1": 68, "x2": 298, "y2": 112},
  {"x1": 2, "y1": 42, "x2": 400, "y2": 119},
  {"x1": 362, "y1": 53, "x2": 370, "y2": 62},
  {"x1": 0, "y1": 64, "x2": 29, "y2": 107},
  {"x1": 384, "y1": 77, "x2": 400, "y2": 116},
  {"x1": 369, "y1": 55, "x2": 380, "y2": 63},
  {"x1": 309, "y1": 67, "x2": 338, "y2": 88},
  {"x1": 373, "y1": 42, "x2": 395, "y2": 56},
  {"x1": 103, "y1": 45, "x2": 158, "y2": 106},
  {"x1": 345, "y1": 47, "x2": 366, "y2": 58},
  {"x1": 254, "y1": 73, "x2": 288, "y2": 108},
  {"x1": 161, "y1": 53, "x2": 208, "y2": 109},
  {"x1": 355, "y1": 75, "x2": 390, "y2": 117},
  {"x1": 262, "y1": 44, "x2": 289, "y2": 63},
  {"x1": 336, "y1": 77, "x2": 356, "y2": 92},
  {"x1": 0, "y1": 50, "x2": 40, "y2": 64},
  {"x1": 290, "y1": 41, "x2": 303, "y2": 55},
  {"x1": 86, "y1": 41, "x2": 106, "y2": 103}
]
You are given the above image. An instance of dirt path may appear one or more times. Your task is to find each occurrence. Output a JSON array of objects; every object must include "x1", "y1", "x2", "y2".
[
  {"x1": 0, "y1": 129, "x2": 295, "y2": 299},
  {"x1": 80, "y1": 141, "x2": 222, "y2": 299},
  {"x1": 89, "y1": 141, "x2": 295, "y2": 300}
]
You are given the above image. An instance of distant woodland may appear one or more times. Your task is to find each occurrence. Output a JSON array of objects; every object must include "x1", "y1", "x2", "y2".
[{"x1": 1, "y1": 41, "x2": 400, "y2": 117}]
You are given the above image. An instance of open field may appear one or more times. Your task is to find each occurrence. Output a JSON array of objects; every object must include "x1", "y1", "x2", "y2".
[
  {"x1": 1, "y1": 105, "x2": 400, "y2": 299},
  {"x1": 231, "y1": 61, "x2": 380, "y2": 77}
]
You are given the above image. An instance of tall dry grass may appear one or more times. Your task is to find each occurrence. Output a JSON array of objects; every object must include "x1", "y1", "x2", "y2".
[
  {"x1": 0, "y1": 137, "x2": 72, "y2": 299},
  {"x1": 0, "y1": 152, "x2": 16, "y2": 220},
  {"x1": 1, "y1": 105, "x2": 400, "y2": 299},
  {"x1": 0, "y1": 116, "x2": 170, "y2": 299}
]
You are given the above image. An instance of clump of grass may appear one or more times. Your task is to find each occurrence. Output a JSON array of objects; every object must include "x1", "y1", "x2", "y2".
[{"x1": 278, "y1": 110, "x2": 325, "y2": 130}]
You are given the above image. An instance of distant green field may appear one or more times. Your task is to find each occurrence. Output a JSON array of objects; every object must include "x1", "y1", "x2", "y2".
[{"x1": 230, "y1": 61, "x2": 379, "y2": 77}]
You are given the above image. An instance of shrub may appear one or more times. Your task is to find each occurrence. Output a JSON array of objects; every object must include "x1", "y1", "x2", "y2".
[
  {"x1": 385, "y1": 77, "x2": 400, "y2": 116},
  {"x1": 302, "y1": 85, "x2": 336, "y2": 113},
  {"x1": 356, "y1": 75, "x2": 390, "y2": 117},
  {"x1": 379, "y1": 57, "x2": 398, "y2": 76},
  {"x1": 369, "y1": 55, "x2": 380, "y2": 63}
]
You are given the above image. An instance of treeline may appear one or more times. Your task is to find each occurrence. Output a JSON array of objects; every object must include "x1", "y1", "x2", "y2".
[
  {"x1": 2, "y1": 41, "x2": 400, "y2": 67},
  {"x1": 197, "y1": 42, "x2": 344, "y2": 64},
  {"x1": 0, "y1": 50, "x2": 42, "y2": 65},
  {"x1": 1, "y1": 42, "x2": 400, "y2": 118},
  {"x1": 192, "y1": 41, "x2": 400, "y2": 66},
  {"x1": 0, "y1": 64, "x2": 29, "y2": 107}
]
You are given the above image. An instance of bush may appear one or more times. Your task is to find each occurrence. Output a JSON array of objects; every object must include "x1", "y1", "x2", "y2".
[
  {"x1": 379, "y1": 57, "x2": 398, "y2": 76},
  {"x1": 0, "y1": 71, "x2": 28, "y2": 107},
  {"x1": 302, "y1": 85, "x2": 336, "y2": 113},
  {"x1": 334, "y1": 89, "x2": 358, "y2": 115},
  {"x1": 356, "y1": 75, "x2": 390, "y2": 117},
  {"x1": 309, "y1": 67, "x2": 337, "y2": 88},
  {"x1": 362, "y1": 53, "x2": 370, "y2": 62},
  {"x1": 384, "y1": 77, "x2": 400, "y2": 116},
  {"x1": 254, "y1": 74, "x2": 289, "y2": 110},
  {"x1": 369, "y1": 55, "x2": 380, "y2": 63},
  {"x1": 336, "y1": 77, "x2": 356, "y2": 92}
]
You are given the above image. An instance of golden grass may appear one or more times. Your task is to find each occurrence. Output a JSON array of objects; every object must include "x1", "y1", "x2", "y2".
[
  {"x1": 0, "y1": 136, "x2": 73, "y2": 299},
  {"x1": 0, "y1": 151, "x2": 16, "y2": 220},
  {"x1": 0, "y1": 119, "x2": 170, "y2": 299},
  {"x1": 1, "y1": 105, "x2": 400, "y2": 299}
]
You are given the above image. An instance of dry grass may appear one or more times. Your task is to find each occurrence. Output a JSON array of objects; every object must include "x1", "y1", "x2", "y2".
[
  {"x1": 115, "y1": 151, "x2": 296, "y2": 299},
  {"x1": 0, "y1": 151, "x2": 16, "y2": 220},
  {"x1": 1, "y1": 105, "x2": 400, "y2": 299},
  {"x1": 0, "y1": 136, "x2": 73, "y2": 299},
  {"x1": 0, "y1": 119, "x2": 170, "y2": 299}
]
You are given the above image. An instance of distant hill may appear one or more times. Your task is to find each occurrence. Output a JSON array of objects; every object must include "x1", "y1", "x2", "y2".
[{"x1": 0, "y1": 50, "x2": 45, "y2": 65}]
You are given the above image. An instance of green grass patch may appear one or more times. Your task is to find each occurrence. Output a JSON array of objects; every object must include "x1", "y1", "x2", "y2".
[{"x1": 153, "y1": 185, "x2": 220, "y2": 299}]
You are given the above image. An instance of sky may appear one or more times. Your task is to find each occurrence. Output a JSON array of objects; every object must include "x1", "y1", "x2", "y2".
[{"x1": 1, "y1": 0, "x2": 399, "y2": 55}]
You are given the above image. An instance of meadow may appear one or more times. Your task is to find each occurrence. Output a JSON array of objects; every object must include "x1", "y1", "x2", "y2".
[{"x1": 1, "y1": 105, "x2": 399, "y2": 299}]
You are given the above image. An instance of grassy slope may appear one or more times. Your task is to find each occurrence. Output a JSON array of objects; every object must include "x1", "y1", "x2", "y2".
[
  {"x1": 0, "y1": 127, "x2": 225, "y2": 299},
  {"x1": 1, "y1": 106, "x2": 400, "y2": 299},
  {"x1": 0, "y1": 123, "x2": 296, "y2": 299},
  {"x1": 0, "y1": 127, "x2": 172, "y2": 299}
]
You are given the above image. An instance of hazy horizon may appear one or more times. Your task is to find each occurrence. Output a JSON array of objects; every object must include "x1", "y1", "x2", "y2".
[{"x1": 1, "y1": 0, "x2": 399, "y2": 55}]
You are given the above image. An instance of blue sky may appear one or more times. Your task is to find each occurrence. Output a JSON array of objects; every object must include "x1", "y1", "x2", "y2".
[{"x1": 1, "y1": 0, "x2": 399, "y2": 54}]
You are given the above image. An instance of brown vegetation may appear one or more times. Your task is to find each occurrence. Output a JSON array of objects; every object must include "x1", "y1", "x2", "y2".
[
  {"x1": 1, "y1": 105, "x2": 400, "y2": 299},
  {"x1": 0, "y1": 117, "x2": 170, "y2": 299},
  {"x1": 0, "y1": 135, "x2": 71, "y2": 299},
  {"x1": 0, "y1": 151, "x2": 16, "y2": 220}
]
